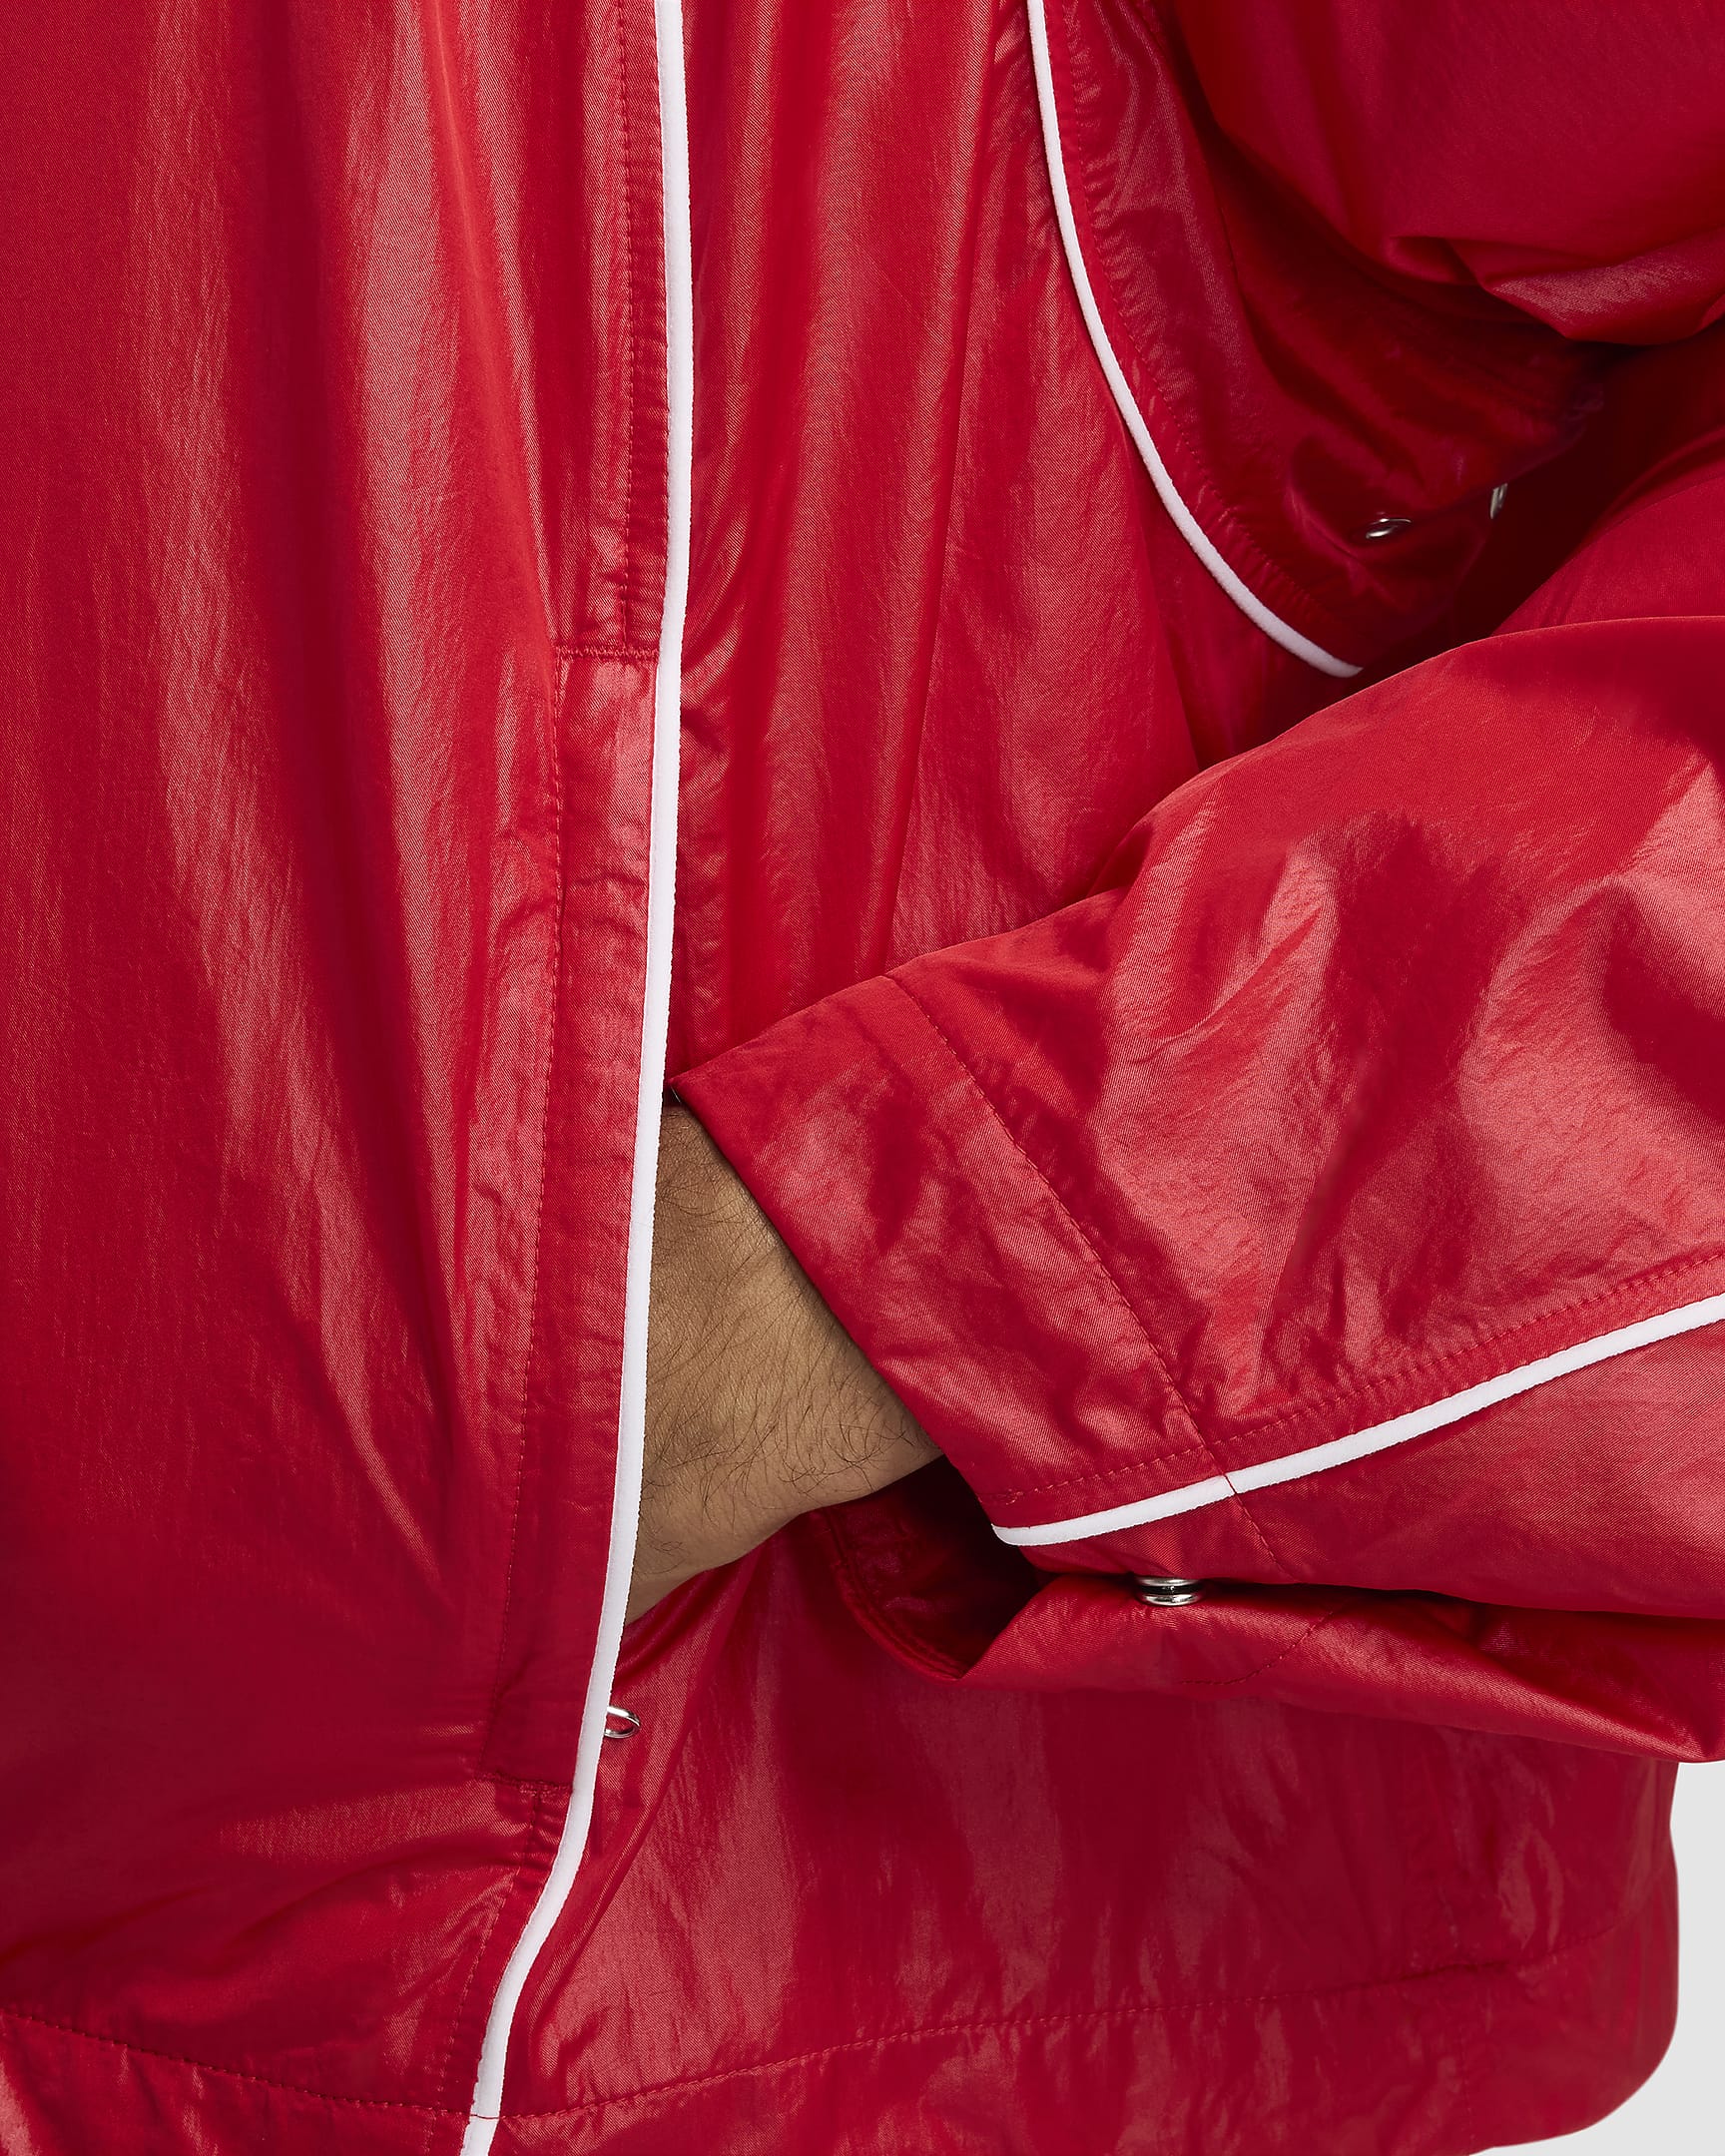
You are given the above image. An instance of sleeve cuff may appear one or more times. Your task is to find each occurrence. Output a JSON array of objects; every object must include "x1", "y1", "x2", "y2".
[{"x1": 675, "y1": 971, "x2": 1220, "y2": 1540}]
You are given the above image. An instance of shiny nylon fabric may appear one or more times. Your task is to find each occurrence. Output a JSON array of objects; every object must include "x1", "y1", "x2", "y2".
[
  {"x1": 0, "y1": 0, "x2": 666, "y2": 2129},
  {"x1": 5, "y1": 4, "x2": 1725, "y2": 2154}
]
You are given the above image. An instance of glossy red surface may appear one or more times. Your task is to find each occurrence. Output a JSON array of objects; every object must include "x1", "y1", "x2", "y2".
[{"x1": 5, "y1": 0, "x2": 1725, "y2": 2148}]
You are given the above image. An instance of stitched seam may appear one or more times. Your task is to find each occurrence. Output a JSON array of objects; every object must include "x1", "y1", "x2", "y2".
[
  {"x1": 985, "y1": 1246, "x2": 1725, "y2": 1508},
  {"x1": 521, "y1": 1875, "x2": 1663, "y2": 2119},
  {"x1": 889, "y1": 977, "x2": 1289, "y2": 1580},
  {"x1": 0, "y1": 2005, "x2": 455, "y2": 2115},
  {"x1": 615, "y1": 0, "x2": 636, "y2": 640},
  {"x1": 1043, "y1": 0, "x2": 1356, "y2": 658},
  {"x1": 480, "y1": 650, "x2": 571, "y2": 1760},
  {"x1": 993, "y1": 1450, "x2": 1250, "y2": 1505},
  {"x1": 1231, "y1": 1246, "x2": 1725, "y2": 1447},
  {"x1": 876, "y1": 0, "x2": 995, "y2": 963},
  {"x1": 0, "y1": 1871, "x2": 1655, "y2": 2125},
  {"x1": 1072, "y1": 0, "x2": 1577, "y2": 663},
  {"x1": 1410, "y1": 1750, "x2": 1481, "y2": 2156},
  {"x1": 561, "y1": 643, "x2": 657, "y2": 662},
  {"x1": 1157, "y1": 1596, "x2": 1359, "y2": 1690},
  {"x1": 429, "y1": 1788, "x2": 548, "y2": 2126},
  {"x1": 987, "y1": 1436, "x2": 1222, "y2": 1502},
  {"x1": 891, "y1": 980, "x2": 1201, "y2": 1434}
]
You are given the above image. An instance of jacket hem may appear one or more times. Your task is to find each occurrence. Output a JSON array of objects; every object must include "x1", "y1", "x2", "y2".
[{"x1": 490, "y1": 1858, "x2": 1677, "y2": 2153}]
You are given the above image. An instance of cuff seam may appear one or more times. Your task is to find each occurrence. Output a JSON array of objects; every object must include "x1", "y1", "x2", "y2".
[
  {"x1": 890, "y1": 974, "x2": 1208, "y2": 1456},
  {"x1": 887, "y1": 974, "x2": 1293, "y2": 1580}
]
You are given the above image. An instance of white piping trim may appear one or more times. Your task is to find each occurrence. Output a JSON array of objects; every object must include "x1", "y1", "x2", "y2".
[
  {"x1": 459, "y1": 2, "x2": 693, "y2": 2146},
  {"x1": 994, "y1": 1290, "x2": 1725, "y2": 1548},
  {"x1": 1023, "y1": 0, "x2": 1360, "y2": 681}
]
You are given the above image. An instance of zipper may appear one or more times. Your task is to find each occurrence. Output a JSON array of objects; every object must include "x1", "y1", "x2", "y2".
[{"x1": 459, "y1": 0, "x2": 694, "y2": 2142}]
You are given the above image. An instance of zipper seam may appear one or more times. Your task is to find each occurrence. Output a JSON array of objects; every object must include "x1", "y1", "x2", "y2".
[{"x1": 458, "y1": 0, "x2": 694, "y2": 2141}]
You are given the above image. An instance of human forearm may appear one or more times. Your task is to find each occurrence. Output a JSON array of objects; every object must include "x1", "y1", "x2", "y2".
[{"x1": 630, "y1": 1100, "x2": 937, "y2": 1621}]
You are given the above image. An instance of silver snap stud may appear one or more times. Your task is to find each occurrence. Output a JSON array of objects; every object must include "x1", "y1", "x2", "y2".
[
  {"x1": 1131, "y1": 1574, "x2": 1205, "y2": 1607},
  {"x1": 1359, "y1": 515, "x2": 1413, "y2": 543},
  {"x1": 603, "y1": 1705, "x2": 641, "y2": 1741}
]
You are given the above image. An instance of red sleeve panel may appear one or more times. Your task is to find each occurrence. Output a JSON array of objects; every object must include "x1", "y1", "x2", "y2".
[{"x1": 679, "y1": 434, "x2": 1725, "y2": 1758}]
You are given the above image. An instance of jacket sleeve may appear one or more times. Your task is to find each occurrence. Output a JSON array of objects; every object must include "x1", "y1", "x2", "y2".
[{"x1": 677, "y1": 404, "x2": 1725, "y2": 1760}]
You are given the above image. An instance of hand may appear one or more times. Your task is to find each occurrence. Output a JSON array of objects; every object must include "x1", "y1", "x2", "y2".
[{"x1": 628, "y1": 1101, "x2": 937, "y2": 1622}]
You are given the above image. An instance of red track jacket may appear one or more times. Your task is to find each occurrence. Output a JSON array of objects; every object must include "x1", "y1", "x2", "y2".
[{"x1": 6, "y1": 2, "x2": 1725, "y2": 2149}]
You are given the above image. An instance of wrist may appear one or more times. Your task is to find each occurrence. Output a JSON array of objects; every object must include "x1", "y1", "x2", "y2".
[{"x1": 632, "y1": 1101, "x2": 936, "y2": 1621}]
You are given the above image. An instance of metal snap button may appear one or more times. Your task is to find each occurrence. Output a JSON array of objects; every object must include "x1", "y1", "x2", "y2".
[
  {"x1": 603, "y1": 1705, "x2": 641, "y2": 1740},
  {"x1": 1130, "y1": 1575, "x2": 1205, "y2": 1607},
  {"x1": 1358, "y1": 515, "x2": 1413, "y2": 543}
]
